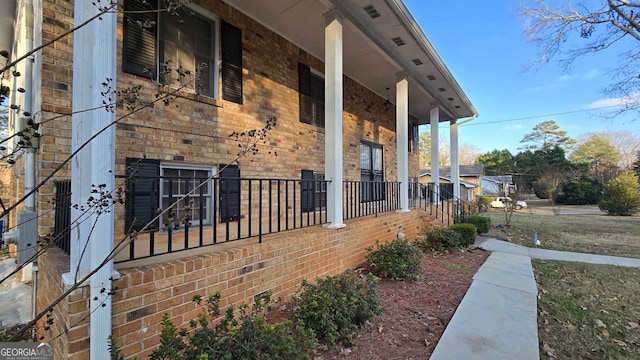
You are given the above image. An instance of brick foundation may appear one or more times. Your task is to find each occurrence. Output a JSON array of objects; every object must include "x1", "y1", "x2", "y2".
[{"x1": 37, "y1": 209, "x2": 429, "y2": 358}]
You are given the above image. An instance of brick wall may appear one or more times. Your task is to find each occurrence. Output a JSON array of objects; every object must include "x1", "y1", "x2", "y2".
[
  {"x1": 28, "y1": 0, "x2": 420, "y2": 237},
  {"x1": 114, "y1": 209, "x2": 425, "y2": 358},
  {"x1": 21, "y1": 0, "x2": 75, "y2": 238},
  {"x1": 31, "y1": 1, "x2": 427, "y2": 357},
  {"x1": 37, "y1": 247, "x2": 91, "y2": 360},
  {"x1": 37, "y1": 209, "x2": 429, "y2": 358}
]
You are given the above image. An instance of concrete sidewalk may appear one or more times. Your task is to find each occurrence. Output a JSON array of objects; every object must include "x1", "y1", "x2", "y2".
[
  {"x1": 430, "y1": 252, "x2": 539, "y2": 360},
  {"x1": 476, "y1": 237, "x2": 640, "y2": 267},
  {"x1": 430, "y1": 238, "x2": 640, "y2": 359},
  {"x1": 0, "y1": 258, "x2": 32, "y2": 327}
]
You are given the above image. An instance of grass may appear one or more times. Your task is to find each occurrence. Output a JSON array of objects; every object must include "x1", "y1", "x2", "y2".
[
  {"x1": 443, "y1": 262, "x2": 476, "y2": 274},
  {"x1": 481, "y1": 209, "x2": 640, "y2": 258},
  {"x1": 534, "y1": 260, "x2": 640, "y2": 359}
]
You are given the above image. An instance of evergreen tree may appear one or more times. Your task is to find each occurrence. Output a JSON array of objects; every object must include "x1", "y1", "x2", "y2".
[{"x1": 599, "y1": 171, "x2": 640, "y2": 216}]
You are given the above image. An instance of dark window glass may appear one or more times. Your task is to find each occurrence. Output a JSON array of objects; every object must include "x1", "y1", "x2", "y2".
[{"x1": 360, "y1": 142, "x2": 384, "y2": 202}]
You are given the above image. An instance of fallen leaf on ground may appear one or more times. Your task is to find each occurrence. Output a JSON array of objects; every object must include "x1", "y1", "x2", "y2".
[
  {"x1": 542, "y1": 342, "x2": 556, "y2": 358},
  {"x1": 612, "y1": 339, "x2": 628, "y2": 348}
]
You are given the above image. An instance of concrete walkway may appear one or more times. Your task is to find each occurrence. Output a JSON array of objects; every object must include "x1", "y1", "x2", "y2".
[
  {"x1": 0, "y1": 258, "x2": 32, "y2": 327},
  {"x1": 477, "y1": 237, "x2": 640, "y2": 267},
  {"x1": 430, "y1": 238, "x2": 640, "y2": 360}
]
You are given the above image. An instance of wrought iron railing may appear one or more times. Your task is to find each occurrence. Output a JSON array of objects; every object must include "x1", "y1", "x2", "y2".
[
  {"x1": 409, "y1": 181, "x2": 474, "y2": 226},
  {"x1": 50, "y1": 175, "x2": 473, "y2": 262},
  {"x1": 116, "y1": 175, "x2": 331, "y2": 262},
  {"x1": 343, "y1": 181, "x2": 401, "y2": 220}
]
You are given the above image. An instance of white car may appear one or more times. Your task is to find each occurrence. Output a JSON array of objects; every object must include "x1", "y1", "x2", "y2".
[{"x1": 490, "y1": 197, "x2": 527, "y2": 210}]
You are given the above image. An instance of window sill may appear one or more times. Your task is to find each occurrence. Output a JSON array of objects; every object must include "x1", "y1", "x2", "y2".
[{"x1": 158, "y1": 85, "x2": 224, "y2": 108}]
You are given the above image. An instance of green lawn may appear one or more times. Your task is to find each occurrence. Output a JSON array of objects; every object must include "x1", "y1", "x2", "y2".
[
  {"x1": 534, "y1": 260, "x2": 640, "y2": 359},
  {"x1": 474, "y1": 205, "x2": 640, "y2": 358},
  {"x1": 481, "y1": 207, "x2": 640, "y2": 360},
  {"x1": 481, "y1": 209, "x2": 640, "y2": 258}
]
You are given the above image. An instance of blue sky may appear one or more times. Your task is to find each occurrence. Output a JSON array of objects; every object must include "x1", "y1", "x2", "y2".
[{"x1": 404, "y1": 0, "x2": 640, "y2": 154}]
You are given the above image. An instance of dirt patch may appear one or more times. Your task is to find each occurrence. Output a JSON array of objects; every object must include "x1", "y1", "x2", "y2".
[{"x1": 309, "y1": 248, "x2": 489, "y2": 359}]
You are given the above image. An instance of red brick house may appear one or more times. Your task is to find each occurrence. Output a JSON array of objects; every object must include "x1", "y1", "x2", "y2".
[{"x1": 5, "y1": 0, "x2": 477, "y2": 358}]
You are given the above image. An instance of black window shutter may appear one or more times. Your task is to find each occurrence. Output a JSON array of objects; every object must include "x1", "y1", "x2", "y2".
[
  {"x1": 298, "y1": 63, "x2": 312, "y2": 124},
  {"x1": 125, "y1": 158, "x2": 160, "y2": 232},
  {"x1": 122, "y1": 0, "x2": 157, "y2": 78},
  {"x1": 219, "y1": 165, "x2": 241, "y2": 222},
  {"x1": 221, "y1": 21, "x2": 243, "y2": 104},
  {"x1": 301, "y1": 170, "x2": 314, "y2": 212}
]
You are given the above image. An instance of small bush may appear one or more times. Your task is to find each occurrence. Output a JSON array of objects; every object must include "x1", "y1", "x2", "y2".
[
  {"x1": 110, "y1": 292, "x2": 315, "y2": 360},
  {"x1": 450, "y1": 223, "x2": 477, "y2": 247},
  {"x1": 476, "y1": 196, "x2": 493, "y2": 212},
  {"x1": 466, "y1": 215, "x2": 491, "y2": 234},
  {"x1": 415, "y1": 226, "x2": 461, "y2": 253},
  {"x1": 0, "y1": 324, "x2": 33, "y2": 342},
  {"x1": 365, "y1": 239, "x2": 423, "y2": 281},
  {"x1": 294, "y1": 272, "x2": 380, "y2": 347}
]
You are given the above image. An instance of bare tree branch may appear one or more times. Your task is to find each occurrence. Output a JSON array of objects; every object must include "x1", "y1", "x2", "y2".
[{"x1": 520, "y1": 0, "x2": 640, "y2": 114}]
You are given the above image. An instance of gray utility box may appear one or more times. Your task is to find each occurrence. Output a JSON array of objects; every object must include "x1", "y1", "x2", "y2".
[{"x1": 17, "y1": 210, "x2": 38, "y2": 265}]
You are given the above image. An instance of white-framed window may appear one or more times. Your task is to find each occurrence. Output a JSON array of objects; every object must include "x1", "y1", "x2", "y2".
[
  {"x1": 159, "y1": 164, "x2": 214, "y2": 226},
  {"x1": 123, "y1": 1, "x2": 246, "y2": 102},
  {"x1": 158, "y1": 4, "x2": 218, "y2": 97}
]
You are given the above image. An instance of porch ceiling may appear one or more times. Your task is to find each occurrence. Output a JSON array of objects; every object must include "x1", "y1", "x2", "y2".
[{"x1": 222, "y1": 0, "x2": 478, "y2": 124}]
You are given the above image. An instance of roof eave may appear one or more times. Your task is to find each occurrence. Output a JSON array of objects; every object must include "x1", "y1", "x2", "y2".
[{"x1": 387, "y1": 0, "x2": 478, "y2": 119}]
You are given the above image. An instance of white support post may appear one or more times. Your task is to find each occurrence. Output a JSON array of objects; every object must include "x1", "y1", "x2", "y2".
[
  {"x1": 396, "y1": 72, "x2": 409, "y2": 212},
  {"x1": 24, "y1": 0, "x2": 35, "y2": 211},
  {"x1": 450, "y1": 120, "x2": 460, "y2": 199},
  {"x1": 323, "y1": 10, "x2": 345, "y2": 229},
  {"x1": 67, "y1": 2, "x2": 117, "y2": 358},
  {"x1": 430, "y1": 106, "x2": 440, "y2": 203}
]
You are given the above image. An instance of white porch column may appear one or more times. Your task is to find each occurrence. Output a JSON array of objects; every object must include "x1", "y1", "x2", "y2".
[
  {"x1": 430, "y1": 106, "x2": 440, "y2": 202},
  {"x1": 323, "y1": 10, "x2": 345, "y2": 228},
  {"x1": 450, "y1": 119, "x2": 460, "y2": 199},
  {"x1": 395, "y1": 72, "x2": 410, "y2": 212},
  {"x1": 67, "y1": 2, "x2": 116, "y2": 358}
]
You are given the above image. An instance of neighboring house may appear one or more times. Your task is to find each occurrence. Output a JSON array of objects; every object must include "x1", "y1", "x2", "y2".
[
  {"x1": 481, "y1": 175, "x2": 516, "y2": 196},
  {"x1": 419, "y1": 164, "x2": 484, "y2": 201},
  {"x1": 5, "y1": 0, "x2": 477, "y2": 358}
]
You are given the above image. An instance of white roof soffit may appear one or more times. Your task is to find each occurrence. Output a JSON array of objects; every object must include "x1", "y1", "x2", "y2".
[
  {"x1": 221, "y1": 0, "x2": 477, "y2": 122},
  {"x1": 331, "y1": 0, "x2": 477, "y2": 120}
]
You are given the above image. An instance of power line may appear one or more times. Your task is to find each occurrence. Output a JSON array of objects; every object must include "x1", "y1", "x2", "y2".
[{"x1": 460, "y1": 104, "x2": 624, "y2": 127}]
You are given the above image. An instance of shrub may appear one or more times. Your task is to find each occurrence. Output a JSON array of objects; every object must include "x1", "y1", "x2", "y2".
[
  {"x1": 560, "y1": 176, "x2": 603, "y2": 205},
  {"x1": 110, "y1": 292, "x2": 315, "y2": 360},
  {"x1": 0, "y1": 324, "x2": 32, "y2": 342},
  {"x1": 294, "y1": 272, "x2": 380, "y2": 347},
  {"x1": 466, "y1": 215, "x2": 491, "y2": 234},
  {"x1": 415, "y1": 226, "x2": 461, "y2": 253},
  {"x1": 476, "y1": 196, "x2": 493, "y2": 212},
  {"x1": 599, "y1": 171, "x2": 640, "y2": 216},
  {"x1": 365, "y1": 239, "x2": 423, "y2": 281},
  {"x1": 450, "y1": 223, "x2": 477, "y2": 247}
]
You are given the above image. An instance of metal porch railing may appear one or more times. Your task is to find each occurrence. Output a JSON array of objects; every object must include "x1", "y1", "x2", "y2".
[{"x1": 51, "y1": 176, "x2": 473, "y2": 262}]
